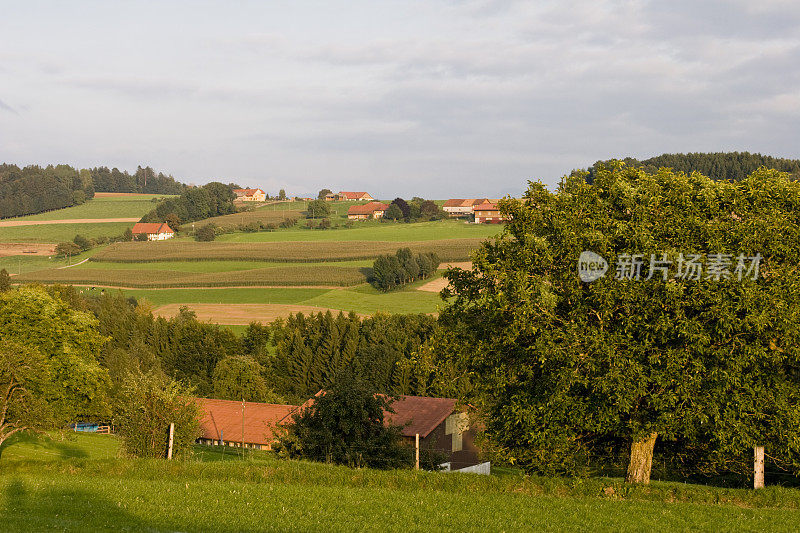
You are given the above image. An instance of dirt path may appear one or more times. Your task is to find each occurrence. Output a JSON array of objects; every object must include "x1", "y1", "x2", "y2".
[
  {"x1": 417, "y1": 262, "x2": 473, "y2": 293},
  {"x1": 58, "y1": 257, "x2": 90, "y2": 269},
  {"x1": 0, "y1": 243, "x2": 56, "y2": 257},
  {"x1": 153, "y1": 303, "x2": 369, "y2": 324},
  {"x1": 0, "y1": 218, "x2": 139, "y2": 227}
]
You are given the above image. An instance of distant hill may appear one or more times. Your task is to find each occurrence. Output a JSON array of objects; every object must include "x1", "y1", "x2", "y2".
[
  {"x1": 585, "y1": 152, "x2": 800, "y2": 182},
  {"x1": 0, "y1": 163, "x2": 187, "y2": 219}
]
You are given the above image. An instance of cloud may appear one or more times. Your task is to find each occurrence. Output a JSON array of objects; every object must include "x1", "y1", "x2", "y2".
[{"x1": 0, "y1": 98, "x2": 18, "y2": 114}]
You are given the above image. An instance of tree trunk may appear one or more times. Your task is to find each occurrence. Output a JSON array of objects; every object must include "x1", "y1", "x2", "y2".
[
  {"x1": 754, "y1": 445, "x2": 765, "y2": 489},
  {"x1": 625, "y1": 432, "x2": 658, "y2": 484}
]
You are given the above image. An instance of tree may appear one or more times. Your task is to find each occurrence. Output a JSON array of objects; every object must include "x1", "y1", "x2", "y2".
[
  {"x1": 384, "y1": 204, "x2": 403, "y2": 221},
  {"x1": 419, "y1": 200, "x2": 440, "y2": 219},
  {"x1": 0, "y1": 286, "x2": 111, "y2": 424},
  {"x1": 306, "y1": 199, "x2": 331, "y2": 219},
  {"x1": 164, "y1": 213, "x2": 181, "y2": 232},
  {"x1": 317, "y1": 188, "x2": 333, "y2": 199},
  {"x1": 277, "y1": 372, "x2": 412, "y2": 469},
  {"x1": 0, "y1": 269, "x2": 10, "y2": 292},
  {"x1": 115, "y1": 371, "x2": 200, "y2": 458},
  {"x1": 278, "y1": 189, "x2": 287, "y2": 200},
  {"x1": 54, "y1": 242, "x2": 81, "y2": 263},
  {"x1": 212, "y1": 355, "x2": 283, "y2": 403},
  {"x1": 73, "y1": 234, "x2": 92, "y2": 252},
  {"x1": 195, "y1": 224, "x2": 216, "y2": 241},
  {"x1": 0, "y1": 340, "x2": 51, "y2": 455},
  {"x1": 122, "y1": 227, "x2": 133, "y2": 241},
  {"x1": 440, "y1": 163, "x2": 800, "y2": 484},
  {"x1": 390, "y1": 198, "x2": 411, "y2": 220}
]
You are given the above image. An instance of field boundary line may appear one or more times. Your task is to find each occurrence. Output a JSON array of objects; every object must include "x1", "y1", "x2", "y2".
[{"x1": 58, "y1": 257, "x2": 90, "y2": 269}]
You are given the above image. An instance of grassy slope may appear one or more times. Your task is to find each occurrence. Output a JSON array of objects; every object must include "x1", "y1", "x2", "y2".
[
  {"x1": 0, "y1": 222, "x2": 135, "y2": 243},
  {"x1": 2, "y1": 433, "x2": 800, "y2": 532},
  {"x1": 217, "y1": 220, "x2": 498, "y2": 242},
  {"x1": 0, "y1": 195, "x2": 175, "y2": 243}
]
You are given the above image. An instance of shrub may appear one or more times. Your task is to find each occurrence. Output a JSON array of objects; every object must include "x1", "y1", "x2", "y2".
[
  {"x1": 195, "y1": 224, "x2": 216, "y2": 241},
  {"x1": 115, "y1": 371, "x2": 200, "y2": 459}
]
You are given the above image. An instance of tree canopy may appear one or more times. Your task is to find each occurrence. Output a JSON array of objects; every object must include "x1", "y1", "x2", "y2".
[{"x1": 440, "y1": 163, "x2": 800, "y2": 483}]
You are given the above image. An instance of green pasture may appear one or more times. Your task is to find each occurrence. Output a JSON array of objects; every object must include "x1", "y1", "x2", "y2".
[
  {"x1": 119, "y1": 287, "x2": 331, "y2": 307},
  {"x1": 0, "y1": 222, "x2": 134, "y2": 244},
  {"x1": 3, "y1": 194, "x2": 172, "y2": 221},
  {"x1": 79, "y1": 259, "x2": 374, "y2": 272},
  {"x1": 2, "y1": 433, "x2": 800, "y2": 532},
  {"x1": 217, "y1": 220, "x2": 499, "y2": 242}
]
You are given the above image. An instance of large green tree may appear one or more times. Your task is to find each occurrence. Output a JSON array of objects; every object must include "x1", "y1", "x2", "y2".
[
  {"x1": 0, "y1": 341, "x2": 51, "y2": 455},
  {"x1": 440, "y1": 163, "x2": 800, "y2": 484},
  {"x1": 0, "y1": 286, "x2": 111, "y2": 423}
]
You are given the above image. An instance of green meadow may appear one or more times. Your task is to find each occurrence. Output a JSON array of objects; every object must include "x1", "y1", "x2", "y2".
[
  {"x1": 0, "y1": 222, "x2": 135, "y2": 244},
  {"x1": 2, "y1": 432, "x2": 800, "y2": 532},
  {"x1": 4, "y1": 194, "x2": 172, "y2": 221}
]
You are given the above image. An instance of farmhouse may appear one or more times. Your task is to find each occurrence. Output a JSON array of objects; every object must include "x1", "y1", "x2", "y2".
[
  {"x1": 195, "y1": 398, "x2": 297, "y2": 450},
  {"x1": 338, "y1": 191, "x2": 374, "y2": 201},
  {"x1": 473, "y1": 201, "x2": 508, "y2": 224},
  {"x1": 347, "y1": 201, "x2": 389, "y2": 220},
  {"x1": 443, "y1": 199, "x2": 490, "y2": 218},
  {"x1": 294, "y1": 392, "x2": 481, "y2": 470},
  {"x1": 233, "y1": 188, "x2": 267, "y2": 202},
  {"x1": 130, "y1": 222, "x2": 175, "y2": 241},
  {"x1": 386, "y1": 395, "x2": 480, "y2": 470}
]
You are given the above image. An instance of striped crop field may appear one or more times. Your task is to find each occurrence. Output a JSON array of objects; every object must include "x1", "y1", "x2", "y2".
[
  {"x1": 187, "y1": 207, "x2": 304, "y2": 228},
  {"x1": 15, "y1": 265, "x2": 368, "y2": 288},
  {"x1": 89, "y1": 239, "x2": 484, "y2": 263}
]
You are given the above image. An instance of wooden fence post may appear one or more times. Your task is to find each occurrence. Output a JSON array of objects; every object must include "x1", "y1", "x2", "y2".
[
  {"x1": 415, "y1": 433, "x2": 420, "y2": 471},
  {"x1": 754, "y1": 445, "x2": 765, "y2": 489},
  {"x1": 167, "y1": 422, "x2": 174, "y2": 459}
]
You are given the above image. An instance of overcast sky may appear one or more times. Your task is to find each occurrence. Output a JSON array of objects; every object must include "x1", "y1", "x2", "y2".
[{"x1": 1, "y1": 1, "x2": 799, "y2": 198}]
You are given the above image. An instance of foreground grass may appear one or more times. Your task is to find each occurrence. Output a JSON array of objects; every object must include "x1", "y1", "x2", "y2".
[{"x1": 2, "y1": 455, "x2": 800, "y2": 531}]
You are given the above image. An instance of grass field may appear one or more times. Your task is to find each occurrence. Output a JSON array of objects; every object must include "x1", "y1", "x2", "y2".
[
  {"x1": 216, "y1": 220, "x2": 498, "y2": 242},
  {"x1": 16, "y1": 264, "x2": 370, "y2": 288},
  {"x1": 2, "y1": 432, "x2": 800, "y2": 532},
  {"x1": 2, "y1": 194, "x2": 173, "y2": 222},
  {"x1": 89, "y1": 237, "x2": 485, "y2": 263},
  {"x1": 0, "y1": 222, "x2": 135, "y2": 244}
]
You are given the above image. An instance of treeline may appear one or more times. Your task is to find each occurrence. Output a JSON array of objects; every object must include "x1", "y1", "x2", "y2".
[
  {"x1": 384, "y1": 197, "x2": 444, "y2": 222},
  {"x1": 371, "y1": 248, "x2": 440, "y2": 291},
  {"x1": 34, "y1": 286, "x2": 441, "y2": 406},
  {"x1": 0, "y1": 164, "x2": 94, "y2": 218},
  {"x1": 139, "y1": 182, "x2": 236, "y2": 225},
  {"x1": 586, "y1": 152, "x2": 800, "y2": 182},
  {"x1": 0, "y1": 163, "x2": 186, "y2": 219}
]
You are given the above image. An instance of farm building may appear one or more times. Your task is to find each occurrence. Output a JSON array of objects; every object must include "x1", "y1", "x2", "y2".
[
  {"x1": 338, "y1": 191, "x2": 374, "y2": 201},
  {"x1": 130, "y1": 222, "x2": 175, "y2": 241},
  {"x1": 233, "y1": 188, "x2": 267, "y2": 202},
  {"x1": 195, "y1": 398, "x2": 297, "y2": 450},
  {"x1": 347, "y1": 201, "x2": 389, "y2": 220},
  {"x1": 473, "y1": 202, "x2": 508, "y2": 224},
  {"x1": 442, "y1": 199, "x2": 490, "y2": 218},
  {"x1": 294, "y1": 392, "x2": 481, "y2": 470}
]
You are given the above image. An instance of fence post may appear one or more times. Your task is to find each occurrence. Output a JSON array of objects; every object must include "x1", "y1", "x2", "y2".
[
  {"x1": 754, "y1": 445, "x2": 765, "y2": 489},
  {"x1": 167, "y1": 422, "x2": 175, "y2": 459},
  {"x1": 415, "y1": 433, "x2": 420, "y2": 470}
]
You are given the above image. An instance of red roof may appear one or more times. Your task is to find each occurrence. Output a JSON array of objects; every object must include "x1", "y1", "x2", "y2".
[
  {"x1": 385, "y1": 395, "x2": 458, "y2": 438},
  {"x1": 233, "y1": 188, "x2": 263, "y2": 196},
  {"x1": 443, "y1": 199, "x2": 468, "y2": 207},
  {"x1": 474, "y1": 202, "x2": 499, "y2": 211},
  {"x1": 131, "y1": 222, "x2": 174, "y2": 235},
  {"x1": 196, "y1": 398, "x2": 298, "y2": 445},
  {"x1": 347, "y1": 201, "x2": 389, "y2": 215},
  {"x1": 339, "y1": 191, "x2": 371, "y2": 200}
]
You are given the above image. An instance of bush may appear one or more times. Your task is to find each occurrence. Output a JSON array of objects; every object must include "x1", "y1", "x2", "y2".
[
  {"x1": 115, "y1": 371, "x2": 201, "y2": 459},
  {"x1": 73, "y1": 234, "x2": 92, "y2": 252},
  {"x1": 279, "y1": 217, "x2": 297, "y2": 229},
  {"x1": 195, "y1": 224, "x2": 216, "y2": 241}
]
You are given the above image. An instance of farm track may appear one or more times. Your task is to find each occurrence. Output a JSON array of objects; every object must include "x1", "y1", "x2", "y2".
[{"x1": 0, "y1": 218, "x2": 139, "y2": 227}]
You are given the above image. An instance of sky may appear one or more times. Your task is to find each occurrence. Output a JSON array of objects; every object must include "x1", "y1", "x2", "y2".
[{"x1": 1, "y1": 1, "x2": 799, "y2": 198}]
